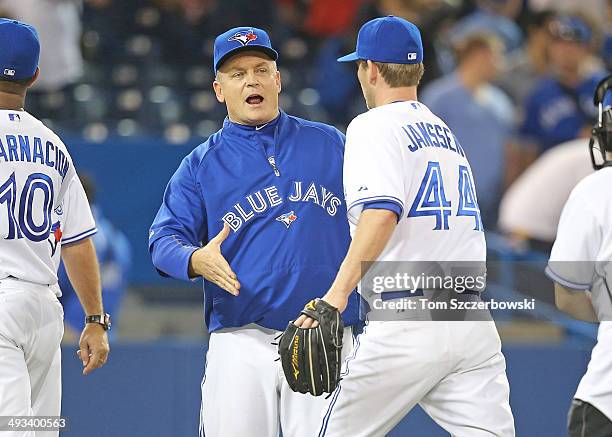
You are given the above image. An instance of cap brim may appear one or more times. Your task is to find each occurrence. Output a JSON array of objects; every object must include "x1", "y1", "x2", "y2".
[
  {"x1": 337, "y1": 52, "x2": 360, "y2": 62},
  {"x1": 215, "y1": 45, "x2": 279, "y2": 71}
]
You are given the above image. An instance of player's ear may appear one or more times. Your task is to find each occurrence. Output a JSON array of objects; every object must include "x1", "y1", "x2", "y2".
[
  {"x1": 275, "y1": 67, "x2": 281, "y2": 94},
  {"x1": 367, "y1": 60, "x2": 378, "y2": 85},
  {"x1": 213, "y1": 79, "x2": 225, "y2": 103},
  {"x1": 26, "y1": 67, "x2": 40, "y2": 89}
]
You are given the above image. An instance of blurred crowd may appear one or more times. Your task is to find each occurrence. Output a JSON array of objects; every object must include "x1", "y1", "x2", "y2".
[{"x1": 0, "y1": 0, "x2": 610, "y2": 242}]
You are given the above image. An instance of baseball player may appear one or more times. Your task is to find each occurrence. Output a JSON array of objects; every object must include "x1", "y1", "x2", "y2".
[
  {"x1": 0, "y1": 18, "x2": 110, "y2": 436},
  {"x1": 546, "y1": 74, "x2": 612, "y2": 437},
  {"x1": 148, "y1": 26, "x2": 359, "y2": 437},
  {"x1": 295, "y1": 16, "x2": 515, "y2": 436}
]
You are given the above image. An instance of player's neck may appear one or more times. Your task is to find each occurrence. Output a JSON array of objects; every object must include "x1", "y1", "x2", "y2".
[
  {"x1": 0, "y1": 91, "x2": 26, "y2": 111},
  {"x1": 373, "y1": 87, "x2": 418, "y2": 108}
]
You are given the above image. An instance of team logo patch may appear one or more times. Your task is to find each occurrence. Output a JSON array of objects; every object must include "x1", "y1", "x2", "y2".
[
  {"x1": 3, "y1": 68, "x2": 15, "y2": 76},
  {"x1": 8, "y1": 113, "x2": 20, "y2": 122},
  {"x1": 276, "y1": 211, "x2": 297, "y2": 229},
  {"x1": 48, "y1": 221, "x2": 62, "y2": 256},
  {"x1": 228, "y1": 30, "x2": 258, "y2": 46}
]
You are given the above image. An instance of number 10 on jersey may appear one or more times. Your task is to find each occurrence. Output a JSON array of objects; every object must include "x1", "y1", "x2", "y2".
[
  {"x1": 408, "y1": 161, "x2": 482, "y2": 231},
  {"x1": 0, "y1": 172, "x2": 54, "y2": 241}
]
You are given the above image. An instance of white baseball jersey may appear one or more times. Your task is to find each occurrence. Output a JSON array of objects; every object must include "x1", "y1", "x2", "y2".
[
  {"x1": 546, "y1": 167, "x2": 612, "y2": 421},
  {"x1": 0, "y1": 110, "x2": 96, "y2": 288},
  {"x1": 344, "y1": 101, "x2": 485, "y2": 264},
  {"x1": 320, "y1": 101, "x2": 514, "y2": 437}
]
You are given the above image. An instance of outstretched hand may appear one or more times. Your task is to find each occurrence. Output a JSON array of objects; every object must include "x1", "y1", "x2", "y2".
[{"x1": 189, "y1": 223, "x2": 241, "y2": 295}]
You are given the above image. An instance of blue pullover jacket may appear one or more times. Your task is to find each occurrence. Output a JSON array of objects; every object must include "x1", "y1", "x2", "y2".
[{"x1": 149, "y1": 110, "x2": 359, "y2": 331}]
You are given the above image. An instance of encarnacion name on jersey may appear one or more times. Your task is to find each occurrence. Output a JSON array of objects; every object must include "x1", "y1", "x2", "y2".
[{"x1": 0, "y1": 134, "x2": 70, "y2": 179}]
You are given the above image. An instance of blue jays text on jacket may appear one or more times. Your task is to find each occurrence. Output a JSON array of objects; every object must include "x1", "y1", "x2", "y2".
[{"x1": 148, "y1": 110, "x2": 359, "y2": 332}]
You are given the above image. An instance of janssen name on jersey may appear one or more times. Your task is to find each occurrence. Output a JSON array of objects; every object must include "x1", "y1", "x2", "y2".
[{"x1": 401, "y1": 120, "x2": 466, "y2": 157}]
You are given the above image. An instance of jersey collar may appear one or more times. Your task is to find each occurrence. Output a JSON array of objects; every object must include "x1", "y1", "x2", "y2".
[
  {"x1": 222, "y1": 110, "x2": 286, "y2": 139},
  {"x1": 221, "y1": 109, "x2": 289, "y2": 156}
]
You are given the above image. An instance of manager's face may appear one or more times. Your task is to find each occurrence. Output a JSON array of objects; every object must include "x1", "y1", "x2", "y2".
[{"x1": 213, "y1": 51, "x2": 281, "y2": 126}]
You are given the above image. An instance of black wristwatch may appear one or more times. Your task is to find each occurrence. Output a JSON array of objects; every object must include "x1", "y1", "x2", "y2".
[{"x1": 85, "y1": 313, "x2": 112, "y2": 331}]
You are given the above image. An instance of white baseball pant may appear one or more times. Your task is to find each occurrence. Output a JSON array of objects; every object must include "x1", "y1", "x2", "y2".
[
  {"x1": 200, "y1": 323, "x2": 353, "y2": 437},
  {"x1": 319, "y1": 320, "x2": 515, "y2": 437},
  {"x1": 0, "y1": 278, "x2": 64, "y2": 437}
]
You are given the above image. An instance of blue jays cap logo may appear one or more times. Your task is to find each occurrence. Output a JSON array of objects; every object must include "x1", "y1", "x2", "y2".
[
  {"x1": 229, "y1": 30, "x2": 258, "y2": 46},
  {"x1": 276, "y1": 211, "x2": 297, "y2": 229}
]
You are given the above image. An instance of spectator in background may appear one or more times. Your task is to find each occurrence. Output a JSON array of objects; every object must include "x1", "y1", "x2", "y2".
[
  {"x1": 277, "y1": 0, "x2": 362, "y2": 37},
  {"x1": 214, "y1": 0, "x2": 284, "y2": 36},
  {"x1": 603, "y1": 0, "x2": 612, "y2": 69},
  {"x1": 520, "y1": 13, "x2": 606, "y2": 153},
  {"x1": 530, "y1": 0, "x2": 604, "y2": 23},
  {"x1": 498, "y1": 138, "x2": 594, "y2": 253},
  {"x1": 496, "y1": 9, "x2": 556, "y2": 185},
  {"x1": 82, "y1": 0, "x2": 132, "y2": 62},
  {"x1": 422, "y1": 33, "x2": 513, "y2": 228},
  {"x1": 497, "y1": 9, "x2": 556, "y2": 107},
  {"x1": 151, "y1": 0, "x2": 224, "y2": 63},
  {"x1": 449, "y1": 0, "x2": 524, "y2": 54},
  {"x1": 59, "y1": 174, "x2": 132, "y2": 342},
  {"x1": 0, "y1": 0, "x2": 83, "y2": 93},
  {"x1": 125, "y1": 0, "x2": 281, "y2": 64}
]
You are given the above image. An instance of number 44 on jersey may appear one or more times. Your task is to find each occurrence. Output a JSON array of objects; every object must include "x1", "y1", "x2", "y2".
[{"x1": 407, "y1": 161, "x2": 482, "y2": 231}]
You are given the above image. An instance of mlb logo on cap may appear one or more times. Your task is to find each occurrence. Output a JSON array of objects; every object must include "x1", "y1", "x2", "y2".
[
  {"x1": 338, "y1": 15, "x2": 424, "y2": 65},
  {"x1": 0, "y1": 19, "x2": 40, "y2": 81}
]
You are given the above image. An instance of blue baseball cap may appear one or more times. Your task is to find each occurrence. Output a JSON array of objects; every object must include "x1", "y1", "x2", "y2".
[
  {"x1": 338, "y1": 16, "x2": 423, "y2": 64},
  {"x1": 0, "y1": 18, "x2": 40, "y2": 81},
  {"x1": 213, "y1": 27, "x2": 278, "y2": 72},
  {"x1": 549, "y1": 15, "x2": 592, "y2": 44}
]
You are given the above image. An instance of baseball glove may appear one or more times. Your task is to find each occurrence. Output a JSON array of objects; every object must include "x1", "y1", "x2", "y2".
[{"x1": 278, "y1": 299, "x2": 344, "y2": 396}]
